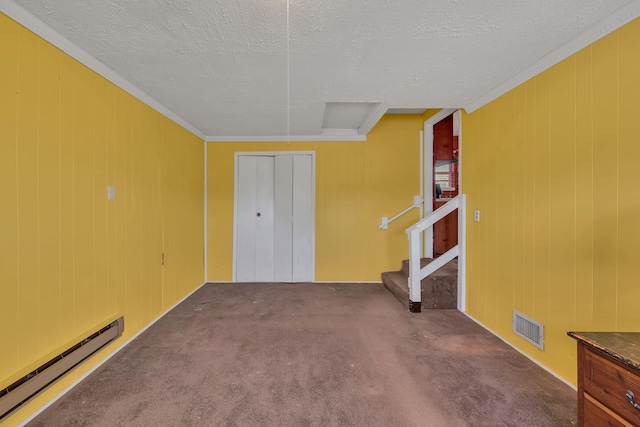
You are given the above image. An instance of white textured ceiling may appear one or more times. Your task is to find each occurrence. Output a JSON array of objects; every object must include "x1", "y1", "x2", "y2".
[{"x1": 7, "y1": 0, "x2": 639, "y2": 139}]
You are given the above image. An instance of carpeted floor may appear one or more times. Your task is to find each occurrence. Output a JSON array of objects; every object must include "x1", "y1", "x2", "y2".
[{"x1": 27, "y1": 283, "x2": 577, "y2": 426}]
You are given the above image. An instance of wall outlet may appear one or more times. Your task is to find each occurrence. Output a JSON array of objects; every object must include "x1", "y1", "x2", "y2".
[
  {"x1": 474, "y1": 210, "x2": 480, "y2": 222},
  {"x1": 107, "y1": 185, "x2": 116, "y2": 201}
]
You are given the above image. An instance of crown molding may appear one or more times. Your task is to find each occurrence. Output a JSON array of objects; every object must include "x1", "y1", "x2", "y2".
[
  {"x1": 0, "y1": 0, "x2": 205, "y2": 140},
  {"x1": 320, "y1": 128, "x2": 359, "y2": 136},
  {"x1": 465, "y1": 0, "x2": 640, "y2": 113},
  {"x1": 358, "y1": 102, "x2": 388, "y2": 135},
  {"x1": 205, "y1": 135, "x2": 367, "y2": 143},
  {"x1": 423, "y1": 108, "x2": 458, "y2": 126}
]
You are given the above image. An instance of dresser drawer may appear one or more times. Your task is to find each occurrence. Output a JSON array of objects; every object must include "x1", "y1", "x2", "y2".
[
  {"x1": 584, "y1": 393, "x2": 633, "y2": 427},
  {"x1": 583, "y1": 348, "x2": 640, "y2": 425}
]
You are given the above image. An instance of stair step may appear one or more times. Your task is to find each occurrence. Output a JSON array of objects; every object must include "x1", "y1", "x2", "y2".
[
  {"x1": 382, "y1": 258, "x2": 458, "y2": 310},
  {"x1": 381, "y1": 271, "x2": 409, "y2": 306}
]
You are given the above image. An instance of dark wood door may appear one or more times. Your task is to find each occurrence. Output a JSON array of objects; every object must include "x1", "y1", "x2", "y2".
[
  {"x1": 433, "y1": 114, "x2": 454, "y2": 161},
  {"x1": 433, "y1": 113, "x2": 458, "y2": 256},
  {"x1": 433, "y1": 201, "x2": 458, "y2": 256}
]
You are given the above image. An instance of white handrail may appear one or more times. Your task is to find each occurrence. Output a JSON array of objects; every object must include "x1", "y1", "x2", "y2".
[
  {"x1": 406, "y1": 194, "x2": 466, "y2": 313},
  {"x1": 378, "y1": 196, "x2": 422, "y2": 229},
  {"x1": 405, "y1": 195, "x2": 460, "y2": 235}
]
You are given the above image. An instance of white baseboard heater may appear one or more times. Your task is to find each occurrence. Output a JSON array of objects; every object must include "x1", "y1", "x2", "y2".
[{"x1": 0, "y1": 316, "x2": 124, "y2": 421}]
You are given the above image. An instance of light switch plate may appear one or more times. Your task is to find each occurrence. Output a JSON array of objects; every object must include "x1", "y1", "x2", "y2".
[{"x1": 107, "y1": 186, "x2": 116, "y2": 201}]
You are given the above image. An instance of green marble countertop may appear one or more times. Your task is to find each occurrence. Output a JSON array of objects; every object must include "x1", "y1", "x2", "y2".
[{"x1": 568, "y1": 332, "x2": 640, "y2": 371}]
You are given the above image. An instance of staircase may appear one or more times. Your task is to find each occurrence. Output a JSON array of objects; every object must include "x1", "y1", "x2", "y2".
[{"x1": 382, "y1": 258, "x2": 458, "y2": 309}]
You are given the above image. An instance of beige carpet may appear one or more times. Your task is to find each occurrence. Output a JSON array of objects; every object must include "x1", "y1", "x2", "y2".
[{"x1": 28, "y1": 283, "x2": 576, "y2": 426}]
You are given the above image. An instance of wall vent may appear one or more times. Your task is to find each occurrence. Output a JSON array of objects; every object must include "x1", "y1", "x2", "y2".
[
  {"x1": 512, "y1": 310, "x2": 544, "y2": 350},
  {"x1": 0, "y1": 316, "x2": 124, "y2": 421}
]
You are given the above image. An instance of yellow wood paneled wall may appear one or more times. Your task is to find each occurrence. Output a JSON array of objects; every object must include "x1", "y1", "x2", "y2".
[
  {"x1": 462, "y1": 17, "x2": 640, "y2": 384},
  {"x1": 207, "y1": 115, "x2": 423, "y2": 281},
  {"x1": 0, "y1": 15, "x2": 204, "y2": 425}
]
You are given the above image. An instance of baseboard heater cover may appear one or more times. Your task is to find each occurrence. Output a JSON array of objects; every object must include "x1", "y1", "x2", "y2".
[{"x1": 0, "y1": 316, "x2": 124, "y2": 421}]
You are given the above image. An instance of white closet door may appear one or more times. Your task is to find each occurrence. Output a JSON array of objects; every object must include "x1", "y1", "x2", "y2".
[
  {"x1": 236, "y1": 156, "x2": 275, "y2": 281},
  {"x1": 235, "y1": 153, "x2": 314, "y2": 282},
  {"x1": 236, "y1": 156, "x2": 257, "y2": 282},
  {"x1": 274, "y1": 155, "x2": 293, "y2": 282},
  {"x1": 253, "y1": 156, "x2": 275, "y2": 281},
  {"x1": 292, "y1": 154, "x2": 314, "y2": 281}
]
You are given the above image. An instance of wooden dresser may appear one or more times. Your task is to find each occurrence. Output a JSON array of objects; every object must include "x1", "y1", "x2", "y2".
[{"x1": 569, "y1": 332, "x2": 640, "y2": 426}]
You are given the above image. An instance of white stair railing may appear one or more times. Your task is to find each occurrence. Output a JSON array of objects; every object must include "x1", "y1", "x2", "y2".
[{"x1": 405, "y1": 194, "x2": 466, "y2": 313}]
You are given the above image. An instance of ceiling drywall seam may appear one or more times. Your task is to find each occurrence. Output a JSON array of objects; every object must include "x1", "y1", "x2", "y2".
[
  {"x1": 286, "y1": 0, "x2": 290, "y2": 144},
  {"x1": 0, "y1": 0, "x2": 206, "y2": 140},
  {"x1": 465, "y1": 0, "x2": 640, "y2": 113}
]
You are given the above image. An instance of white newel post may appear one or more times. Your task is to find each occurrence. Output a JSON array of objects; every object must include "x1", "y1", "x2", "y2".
[{"x1": 408, "y1": 230, "x2": 422, "y2": 312}]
